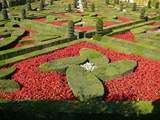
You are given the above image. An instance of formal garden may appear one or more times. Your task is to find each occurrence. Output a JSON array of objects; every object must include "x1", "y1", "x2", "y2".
[{"x1": 0, "y1": 0, "x2": 160, "y2": 119}]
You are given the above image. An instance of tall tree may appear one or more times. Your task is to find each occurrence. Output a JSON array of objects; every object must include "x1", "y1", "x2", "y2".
[
  {"x1": 147, "y1": 0, "x2": 151, "y2": 8},
  {"x1": 67, "y1": 4, "x2": 72, "y2": 12},
  {"x1": 119, "y1": 3, "x2": 123, "y2": 11},
  {"x1": 155, "y1": 2, "x2": 159, "y2": 9},
  {"x1": 40, "y1": 0, "x2": 45, "y2": 11},
  {"x1": 26, "y1": 0, "x2": 32, "y2": 11},
  {"x1": 132, "y1": 3, "x2": 137, "y2": 11},
  {"x1": 21, "y1": 8, "x2": 26, "y2": 19},
  {"x1": 50, "y1": 0, "x2": 54, "y2": 5},
  {"x1": 140, "y1": 7, "x2": 145, "y2": 19},
  {"x1": 2, "y1": 0, "x2": 8, "y2": 9},
  {"x1": 68, "y1": 20, "x2": 75, "y2": 38},
  {"x1": 2, "y1": 9, "x2": 9, "y2": 20},
  {"x1": 96, "y1": 18, "x2": 103, "y2": 36},
  {"x1": 91, "y1": 3, "x2": 95, "y2": 12},
  {"x1": 105, "y1": 0, "x2": 109, "y2": 5}
]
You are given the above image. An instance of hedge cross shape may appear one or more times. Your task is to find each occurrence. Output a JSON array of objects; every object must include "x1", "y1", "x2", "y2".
[{"x1": 39, "y1": 48, "x2": 137, "y2": 101}]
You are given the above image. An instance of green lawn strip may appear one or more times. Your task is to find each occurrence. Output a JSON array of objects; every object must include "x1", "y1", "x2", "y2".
[
  {"x1": 0, "y1": 67, "x2": 16, "y2": 79},
  {"x1": 88, "y1": 36, "x2": 160, "y2": 60},
  {"x1": 0, "y1": 39, "x2": 85, "y2": 67},
  {"x1": 0, "y1": 28, "x2": 25, "y2": 49},
  {"x1": 0, "y1": 100, "x2": 154, "y2": 117},
  {"x1": 0, "y1": 37, "x2": 74, "y2": 60}
]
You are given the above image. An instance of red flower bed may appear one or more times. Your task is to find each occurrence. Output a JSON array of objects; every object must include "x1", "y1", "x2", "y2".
[
  {"x1": 50, "y1": 21, "x2": 66, "y2": 26},
  {"x1": 32, "y1": 18, "x2": 47, "y2": 22},
  {"x1": 75, "y1": 25, "x2": 95, "y2": 32},
  {"x1": 0, "y1": 42, "x2": 160, "y2": 101},
  {"x1": 112, "y1": 31, "x2": 135, "y2": 42},
  {"x1": 117, "y1": 17, "x2": 132, "y2": 23}
]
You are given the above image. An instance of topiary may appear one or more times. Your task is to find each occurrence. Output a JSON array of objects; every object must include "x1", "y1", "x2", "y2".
[
  {"x1": 155, "y1": 2, "x2": 159, "y2": 9},
  {"x1": 2, "y1": 9, "x2": 9, "y2": 20},
  {"x1": 68, "y1": 20, "x2": 75, "y2": 38},
  {"x1": 96, "y1": 18, "x2": 103, "y2": 36},
  {"x1": 147, "y1": 0, "x2": 151, "y2": 8},
  {"x1": 21, "y1": 8, "x2": 27, "y2": 19},
  {"x1": 132, "y1": 3, "x2": 137, "y2": 11},
  {"x1": 40, "y1": 0, "x2": 45, "y2": 11},
  {"x1": 26, "y1": 0, "x2": 32, "y2": 11},
  {"x1": 140, "y1": 7, "x2": 145, "y2": 19},
  {"x1": 91, "y1": 3, "x2": 95, "y2": 12}
]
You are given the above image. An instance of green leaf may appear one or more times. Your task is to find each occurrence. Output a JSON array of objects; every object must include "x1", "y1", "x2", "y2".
[
  {"x1": 0, "y1": 67, "x2": 16, "y2": 79},
  {"x1": 0, "y1": 79, "x2": 20, "y2": 92},
  {"x1": 39, "y1": 56, "x2": 87, "y2": 72},
  {"x1": 80, "y1": 48, "x2": 109, "y2": 66},
  {"x1": 93, "y1": 60, "x2": 137, "y2": 81},
  {"x1": 66, "y1": 65, "x2": 104, "y2": 101}
]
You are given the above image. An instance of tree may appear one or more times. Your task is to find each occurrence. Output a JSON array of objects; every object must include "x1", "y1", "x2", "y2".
[
  {"x1": 50, "y1": 0, "x2": 54, "y2": 5},
  {"x1": 73, "y1": 0, "x2": 77, "y2": 8},
  {"x1": 2, "y1": 0, "x2": 8, "y2": 9},
  {"x1": 147, "y1": 0, "x2": 151, "y2": 8},
  {"x1": 120, "y1": 3, "x2": 123, "y2": 11},
  {"x1": 105, "y1": 0, "x2": 109, "y2": 5},
  {"x1": 140, "y1": 7, "x2": 145, "y2": 19},
  {"x1": 155, "y1": 2, "x2": 159, "y2": 9},
  {"x1": 21, "y1": 8, "x2": 26, "y2": 19},
  {"x1": 67, "y1": 4, "x2": 72, "y2": 12},
  {"x1": 96, "y1": 18, "x2": 103, "y2": 36},
  {"x1": 26, "y1": 0, "x2": 32, "y2": 11},
  {"x1": 132, "y1": 3, "x2": 137, "y2": 11},
  {"x1": 2, "y1": 9, "x2": 9, "y2": 20},
  {"x1": 83, "y1": 0, "x2": 88, "y2": 8},
  {"x1": 68, "y1": 20, "x2": 75, "y2": 38},
  {"x1": 91, "y1": 3, "x2": 95, "y2": 12},
  {"x1": 40, "y1": 0, "x2": 45, "y2": 11}
]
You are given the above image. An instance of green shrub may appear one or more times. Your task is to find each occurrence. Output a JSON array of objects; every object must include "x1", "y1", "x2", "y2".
[
  {"x1": 147, "y1": 0, "x2": 152, "y2": 8},
  {"x1": 0, "y1": 79, "x2": 20, "y2": 92},
  {"x1": 68, "y1": 20, "x2": 75, "y2": 38},
  {"x1": 96, "y1": 18, "x2": 103, "y2": 36},
  {"x1": 0, "y1": 67, "x2": 16, "y2": 79},
  {"x1": 2, "y1": 9, "x2": 9, "y2": 20},
  {"x1": 132, "y1": 3, "x2": 137, "y2": 11},
  {"x1": 39, "y1": 56, "x2": 87, "y2": 72},
  {"x1": 21, "y1": 8, "x2": 27, "y2": 19},
  {"x1": 66, "y1": 65, "x2": 104, "y2": 101},
  {"x1": 91, "y1": 3, "x2": 95, "y2": 12}
]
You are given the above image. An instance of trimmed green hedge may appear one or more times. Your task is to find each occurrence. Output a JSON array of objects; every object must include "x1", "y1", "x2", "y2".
[
  {"x1": 0, "y1": 67, "x2": 16, "y2": 79},
  {"x1": 0, "y1": 28, "x2": 25, "y2": 49},
  {"x1": 0, "y1": 37, "x2": 74, "y2": 61},
  {"x1": 0, "y1": 39, "x2": 85, "y2": 67}
]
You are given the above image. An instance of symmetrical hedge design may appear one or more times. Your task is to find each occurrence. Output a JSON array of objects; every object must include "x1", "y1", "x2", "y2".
[{"x1": 40, "y1": 48, "x2": 137, "y2": 101}]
